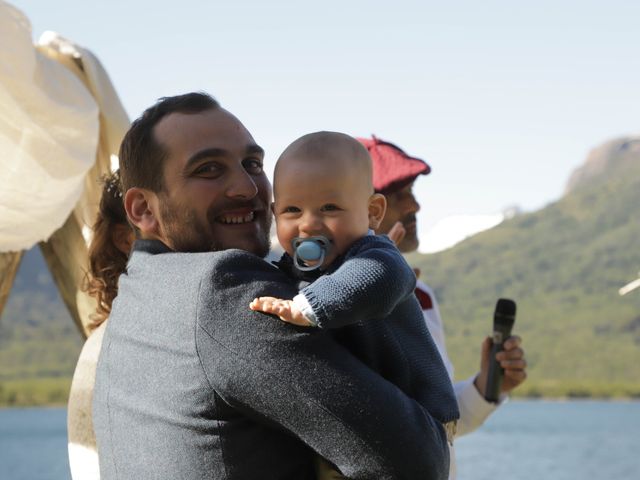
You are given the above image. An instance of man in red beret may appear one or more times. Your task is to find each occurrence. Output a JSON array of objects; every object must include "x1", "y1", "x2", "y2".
[{"x1": 357, "y1": 135, "x2": 528, "y2": 480}]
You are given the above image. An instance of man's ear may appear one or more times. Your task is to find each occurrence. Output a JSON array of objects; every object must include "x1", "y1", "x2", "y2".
[
  {"x1": 124, "y1": 187, "x2": 160, "y2": 238},
  {"x1": 368, "y1": 193, "x2": 387, "y2": 230}
]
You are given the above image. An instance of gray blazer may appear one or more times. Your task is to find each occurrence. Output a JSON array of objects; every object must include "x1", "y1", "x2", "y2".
[{"x1": 94, "y1": 240, "x2": 449, "y2": 479}]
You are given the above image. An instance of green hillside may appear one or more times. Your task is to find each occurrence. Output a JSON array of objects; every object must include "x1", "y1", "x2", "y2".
[
  {"x1": 409, "y1": 137, "x2": 640, "y2": 398},
  {"x1": 0, "y1": 248, "x2": 83, "y2": 406}
]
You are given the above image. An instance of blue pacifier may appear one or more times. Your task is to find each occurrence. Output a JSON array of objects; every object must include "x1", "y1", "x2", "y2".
[{"x1": 291, "y1": 236, "x2": 331, "y2": 272}]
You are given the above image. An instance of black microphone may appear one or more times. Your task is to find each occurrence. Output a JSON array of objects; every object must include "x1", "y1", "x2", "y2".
[{"x1": 484, "y1": 298, "x2": 517, "y2": 403}]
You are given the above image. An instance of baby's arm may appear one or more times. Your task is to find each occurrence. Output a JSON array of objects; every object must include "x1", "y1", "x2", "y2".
[
  {"x1": 302, "y1": 235, "x2": 416, "y2": 328},
  {"x1": 251, "y1": 236, "x2": 415, "y2": 329}
]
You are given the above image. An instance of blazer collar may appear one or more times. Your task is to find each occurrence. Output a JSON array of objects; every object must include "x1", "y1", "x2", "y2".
[{"x1": 132, "y1": 239, "x2": 172, "y2": 255}]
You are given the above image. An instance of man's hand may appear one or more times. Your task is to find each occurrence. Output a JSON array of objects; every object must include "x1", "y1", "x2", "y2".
[
  {"x1": 388, "y1": 221, "x2": 421, "y2": 278},
  {"x1": 387, "y1": 221, "x2": 406, "y2": 246},
  {"x1": 474, "y1": 335, "x2": 527, "y2": 397},
  {"x1": 250, "y1": 297, "x2": 314, "y2": 326}
]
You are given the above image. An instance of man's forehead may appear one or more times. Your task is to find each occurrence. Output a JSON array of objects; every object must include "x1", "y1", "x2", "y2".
[
  {"x1": 391, "y1": 181, "x2": 416, "y2": 196},
  {"x1": 155, "y1": 108, "x2": 253, "y2": 155}
]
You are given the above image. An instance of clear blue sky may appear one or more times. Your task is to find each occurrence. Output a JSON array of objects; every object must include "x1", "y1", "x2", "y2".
[{"x1": 9, "y1": 0, "x2": 640, "y2": 241}]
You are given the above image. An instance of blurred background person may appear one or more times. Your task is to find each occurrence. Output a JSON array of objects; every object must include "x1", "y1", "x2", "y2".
[{"x1": 359, "y1": 135, "x2": 528, "y2": 480}]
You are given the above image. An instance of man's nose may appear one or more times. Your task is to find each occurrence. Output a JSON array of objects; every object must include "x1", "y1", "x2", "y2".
[
  {"x1": 407, "y1": 193, "x2": 420, "y2": 214},
  {"x1": 412, "y1": 196, "x2": 421, "y2": 213},
  {"x1": 225, "y1": 167, "x2": 258, "y2": 199}
]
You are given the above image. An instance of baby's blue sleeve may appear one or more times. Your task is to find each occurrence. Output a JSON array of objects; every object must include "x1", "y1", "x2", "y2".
[{"x1": 300, "y1": 235, "x2": 416, "y2": 328}]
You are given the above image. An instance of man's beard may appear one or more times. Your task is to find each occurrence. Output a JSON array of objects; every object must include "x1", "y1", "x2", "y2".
[
  {"x1": 398, "y1": 214, "x2": 419, "y2": 253},
  {"x1": 159, "y1": 196, "x2": 271, "y2": 257}
]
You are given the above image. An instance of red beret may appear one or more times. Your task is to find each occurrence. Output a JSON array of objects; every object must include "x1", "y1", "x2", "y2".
[{"x1": 357, "y1": 135, "x2": 431, "y2": 194}]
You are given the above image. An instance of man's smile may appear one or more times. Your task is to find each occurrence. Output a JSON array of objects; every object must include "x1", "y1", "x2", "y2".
[{"x1": 216, "y1": 211, "x2": 256, "y2": 225}]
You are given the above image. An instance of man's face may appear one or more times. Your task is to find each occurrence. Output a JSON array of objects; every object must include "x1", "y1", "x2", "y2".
[
  {"x1": 375, "y1": 182, "x2": 420, "y2": 253},
  {"x1": 152, "y1": 108, "x2": 272, "y2": 256}
]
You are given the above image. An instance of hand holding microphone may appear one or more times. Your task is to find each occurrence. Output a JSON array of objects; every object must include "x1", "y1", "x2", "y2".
[
  {"x1": 485, "y1": 299, "x2": 516, "y2": 402},
  {"x1": 474, "y1": 299, "x2": 527, "y2": 402}
]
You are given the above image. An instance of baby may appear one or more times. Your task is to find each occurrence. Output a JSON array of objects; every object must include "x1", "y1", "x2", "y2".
[{"x1": 250, "y1": 131, "x2": 458, "y2": 478}]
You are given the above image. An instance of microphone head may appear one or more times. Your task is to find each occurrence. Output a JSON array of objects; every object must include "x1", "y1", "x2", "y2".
[
  {"x1": 496, "y1": 298, "x2": 516, "y2": 316},
  {"x1": 494, "y1": 298, "x2": 516, "y2": 329}
]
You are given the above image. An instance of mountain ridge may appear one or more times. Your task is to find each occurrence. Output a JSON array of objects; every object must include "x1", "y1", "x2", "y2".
[
  {"x1": 564, "y1": 135, "x2": 640, "y2": 194},
  {"x1": 409, "y1": 135, "x2": 640, "y2": 397}
]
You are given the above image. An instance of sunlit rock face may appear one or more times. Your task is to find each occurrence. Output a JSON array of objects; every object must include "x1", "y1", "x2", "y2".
[{"x1": 564, "y1": 136, "x2": 640, "y2": 195}]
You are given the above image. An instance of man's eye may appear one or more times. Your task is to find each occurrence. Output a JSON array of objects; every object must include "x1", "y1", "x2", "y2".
[
  {"x1": 243, "y1": 158, "x2": 264, "y2": 174},
  {"x1": 393, "y1": 190, "x2": 415, "y2": 202},
  {"x1": 193, "y1": 163, "x2": 222, "y2": 176},
  {"x1": 321, "y1": 204, "x2": 340, "y2": 212}
]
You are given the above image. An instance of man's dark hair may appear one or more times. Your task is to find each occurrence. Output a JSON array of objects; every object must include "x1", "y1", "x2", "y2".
[{"x1": 118, "y1": 92, "x2": 220, "y2": 193}]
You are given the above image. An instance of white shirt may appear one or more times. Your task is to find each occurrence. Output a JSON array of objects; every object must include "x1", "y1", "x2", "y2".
[{"x1": 416, "y1": 280, "x2": 503, "y2": 480}]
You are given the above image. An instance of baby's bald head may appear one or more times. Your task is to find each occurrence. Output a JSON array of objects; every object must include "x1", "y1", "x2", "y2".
[
  {"x1": 272, "y1": 131, "x2": 388, "y2": 264},
  {"x1": 275, "y1": 131, "x2": 374, "y2": 195}
]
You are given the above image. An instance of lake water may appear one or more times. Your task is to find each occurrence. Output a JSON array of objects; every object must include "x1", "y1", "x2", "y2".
[
  {"x1": 454, "y1": 399, "x2": 640, "y2": 480},
  {"x1": 0, "y1": 400, "x2": 638, "y2": 479}
]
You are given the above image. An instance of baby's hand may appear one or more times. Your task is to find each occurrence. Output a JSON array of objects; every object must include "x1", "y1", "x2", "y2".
[{"x1": 249, "y1": 297, "x2": 314, "y2": 327}]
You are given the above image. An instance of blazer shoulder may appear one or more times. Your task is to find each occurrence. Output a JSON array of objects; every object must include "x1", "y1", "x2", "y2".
[{"x1": 196, "y1": 249, "x2": 297, "y2": 313}]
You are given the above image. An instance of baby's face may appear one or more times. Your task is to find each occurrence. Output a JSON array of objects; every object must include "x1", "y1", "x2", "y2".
[{"x1": 273, "y1": 157, "x2": 372, "y2": 268}]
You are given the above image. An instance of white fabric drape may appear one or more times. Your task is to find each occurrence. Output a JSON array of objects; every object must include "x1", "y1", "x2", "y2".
[{"x1": 0, "y1": 0, "x2": 100, "y2": 251}]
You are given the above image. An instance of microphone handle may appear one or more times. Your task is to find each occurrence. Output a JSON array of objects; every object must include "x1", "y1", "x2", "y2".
[{"x1": 484, "y1": 337, "x2": 504, "y2": 403}]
